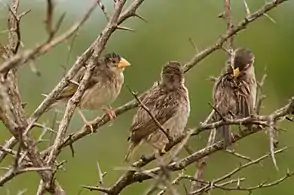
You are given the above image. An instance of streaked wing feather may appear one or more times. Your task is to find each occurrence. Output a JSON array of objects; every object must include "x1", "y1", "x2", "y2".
[
  {"x1": 56, "y1": 66, "x2": 98, "y2": 100},
  {"x1": 130, "y1": 87, "x2": 178, "y2": 143},
  {"x1": 236, "y1": 80, "x2": 252, "y2": 117},
  {"x1": 212, "y1": 74, "x2": 235, "y2": 146},
  {"x1": 57, "y1": 83, "x2": 79, "y2": 100}
]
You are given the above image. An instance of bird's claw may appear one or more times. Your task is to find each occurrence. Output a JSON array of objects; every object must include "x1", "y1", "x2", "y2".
[
  {"x1": 78, "y1": 109, "x2": 95, "y2": 133},
  {"x1": 230, "y1": 132, "x2": 236, "y2": 143},
  {"x1": 103, "y1": 107, "x2": 116, "y2": 120},
  {"x1": 86, "y1": 122, "x2": 94, "y2": 133},
  {"x1": 82, "y1": 119, "x2": 95, "y2": 133}
]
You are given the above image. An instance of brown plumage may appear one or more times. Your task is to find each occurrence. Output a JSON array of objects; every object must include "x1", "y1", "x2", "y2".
[
  {"x1": 50, "y1": 53, "x2": 130, "y2": 131},
  {"x1": 125, "y1": 61, "x2": 190, "y2": 161},
  {"x1": 212, "y1": 48, "x2": 257, "y2": 147}
]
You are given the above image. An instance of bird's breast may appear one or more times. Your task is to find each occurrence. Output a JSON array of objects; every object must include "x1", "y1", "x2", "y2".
[
  {"x1": 80, "y1": 74, "x2": 124, "y2": 110},
  {"x1": 163, "y1": 99, "x2": 190, "y2": 138}
]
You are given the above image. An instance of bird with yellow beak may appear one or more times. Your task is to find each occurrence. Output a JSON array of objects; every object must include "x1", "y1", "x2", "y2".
[
  {"x1": 212, "y1": 48, "x2": 257, "y2": 147},
  {"x1": 50, "y1": 52, "x2": 131, "y2": 132}
]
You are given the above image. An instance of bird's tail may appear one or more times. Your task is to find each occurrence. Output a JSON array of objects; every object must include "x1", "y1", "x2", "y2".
[
  {"x1": 218, "y1": 125, "x2": 231, "y2": 148},
  {"x1": 212, "y1": 111, "x2": 232, "y2": 148},
  {"x1": 124, "y1": 142, "x2": 138, "y2": 162}
]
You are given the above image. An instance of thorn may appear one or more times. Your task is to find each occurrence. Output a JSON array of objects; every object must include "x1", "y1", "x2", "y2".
[
  {"x1": 97, "y1": 0, "x2": 110, "y2": 21},
  {"x1": 18, "y1": 9, "x2": 31, "y2": 19},
  {"x1": 21, "y1": 102, "x2": 27, "y2": 108},
  {"x1": 69, "y1": 79, "x2": 80, "y2": 86},
  {"x1": 29, "y1": 61, "x2": 41, "y2": 76},
  {"x1": 188, "y1": 37, "x2": 199, "y2": 52},
  {"x1": 207, "y1": 76, "x2": 218, "y2": 82},
  {"x1": 218, "y1": 11, "x2": 225, "y2": 19},
  {"x1": 273, "y1": 139, "x2": 279, "y2": 148},
  {"x1": 242, "y1": 0, "x2": 251, "y2": 15},
  {"x1": 264, "y1": 13, "x2": 276, "y2": 24},
  {"x1": 116, "y1": 25, "x2": 135, "y2": 32},
  {"x1": 134, "y1": 13, "x2": 147, "y2": 23}
]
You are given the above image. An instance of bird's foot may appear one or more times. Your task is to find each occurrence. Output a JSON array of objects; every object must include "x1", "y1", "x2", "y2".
[
  {"x1": 102, "y1": 106, "x2": 116, "y2": 120},
  {"x1": 84, "y1": 119, "x2": 95, "y2": 133},
  {"x1": 78, "y1": 109, "x2": 95, "y2": 133},
  {"x1": 230, "y1": 132, "x2": 236, "y2": 145},
  {"x1": 102, "y1": 106, "x2": 116, "y2": 126}
]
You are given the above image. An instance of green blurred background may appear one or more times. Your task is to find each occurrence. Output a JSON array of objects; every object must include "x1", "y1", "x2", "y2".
[{"x1": 1, "y1": 0, "x2": 294, "y2": 194}]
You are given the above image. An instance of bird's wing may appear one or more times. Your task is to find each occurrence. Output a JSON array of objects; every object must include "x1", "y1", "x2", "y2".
[
  {"x1": 56, "y1": 66, "x2": 100, "y2": 100},
  {"x1": 212, "y1": 75, "x2": 236, "y2": 147},
  {"x1": 129, "y1": 87, "x2": 178, "y2": 143},
  {"x1": 212, "y1": 75, "x2": 236, "y2": 116},
  {"x1": 235, "y1": 80, "x2": 253, "y2": 117},
  {"x1": 56, "y1": 67, "x2": 85, "y2": 100}
]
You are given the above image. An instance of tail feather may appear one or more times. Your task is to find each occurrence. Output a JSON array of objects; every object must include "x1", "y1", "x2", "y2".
[
  {"x1": 212, "y1": 112, "x2": 232, "y2": 148},
  {"x1": 124, "y1": 142, "x2": 138, "y2": 162},
  {"x1": 218, "y1": 125, "x2": 231, "y2": 148}
]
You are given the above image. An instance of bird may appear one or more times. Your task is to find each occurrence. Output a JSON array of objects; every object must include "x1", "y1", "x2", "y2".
[
  {"x1": 125, "y1": 61, "x2": 190, "y2": 162},
  {"x1": 50, "y1": 52, "x2": 130, "y2": 132},
  {"x1": 212, "y1": 48, "x2": 257, "y2": 147}
]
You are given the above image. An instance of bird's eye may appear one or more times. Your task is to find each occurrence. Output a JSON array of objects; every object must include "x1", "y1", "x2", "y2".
[{"x1": 112, "y1": 60, "x2": 116, "y2": 64}]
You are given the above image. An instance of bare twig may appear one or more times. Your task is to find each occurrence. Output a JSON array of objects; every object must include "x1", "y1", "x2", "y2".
[
  {"x1": 0, "y1": 0, "x2": 99, "y2": 164},
  {"x1": 45, "y1": 0, "x2": 54, "y2": 39},
  {"x1": 225, "y1": 149, "x2": 252, "y2": 161},
  {"x1": 213, "y1": 170, "x2": 294, "y2": 193},
  {"x1": 243, "y1": 0, "x2": 251, "y2": 15},
  {"x1": 184, "y1": 0, "x2": 288, "y2": 73},
  {"x1": 191, "y1": 147, "x2": 288, "y2": 194},
  {"x1": 268, "y1": 118, "x2": 279, "y2": 170},
  {"x1": 7, "y1": 0, "x2": 21, "y2": 54},
  {"x1": 223, "y1": 0, "x2": 234, "y2": 48},
  {"x1": 256, "y1": 68, "x2": 267, "y2": 114},
  {"x1": 97, "y1": 0, "x2": 110, "y2": 21},
  {"x1": 84, "y1": 95, "x2": 294, "y2": 194}
]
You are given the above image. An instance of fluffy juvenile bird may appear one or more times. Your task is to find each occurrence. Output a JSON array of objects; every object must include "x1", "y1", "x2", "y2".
[
  {"x1": 52, "y1": 53, "x2": 130, "y2": 131},
  {"x1": 212, "y1": 48, "x2": 257, "y2": 147},
  {"x1": 125, "y1": 61, "x2": 190, "y2": 161}
]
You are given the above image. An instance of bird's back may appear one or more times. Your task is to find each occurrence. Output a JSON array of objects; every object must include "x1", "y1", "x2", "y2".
[{"x1": 129, "y1": 84, "x2": 189, "y2": 144}]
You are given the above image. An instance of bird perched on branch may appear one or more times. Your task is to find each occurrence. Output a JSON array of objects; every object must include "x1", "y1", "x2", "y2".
[
  {"x1": 125, "y1": 61, "x2": 190, "y2": 162},
  {"x1": 49, "y1": 52, "x2": 130, "y2": 132},
  {"x1": 212, "y1": 48, "x2": 257, "y2": 147}
]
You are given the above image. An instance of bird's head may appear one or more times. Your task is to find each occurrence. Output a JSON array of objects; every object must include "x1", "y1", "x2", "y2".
[
  {"x1": 104, "y1": 53, "x2": 131, "y2": 73},
  {"x1": 161, "y1": 61, "x2": 184, "y2": 88},
  {"x1": 229, "y1": 48, "x2": 255, "y2": 79}
]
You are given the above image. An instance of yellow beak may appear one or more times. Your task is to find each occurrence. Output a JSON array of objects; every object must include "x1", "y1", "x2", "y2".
[
  {"x1": 117, "y1": 58, "x2": 131, "y2": 68},
  {"x1": 233, "y1": 67, "x2": 240, "y2": 78}
]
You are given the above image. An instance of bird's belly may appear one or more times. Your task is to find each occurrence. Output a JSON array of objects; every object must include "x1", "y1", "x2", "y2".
[
  {"x1": 164, "y1": 110, "x2": 189, "y2": 137},
  {"x1": 80, "y1": 83, "x2": 121, "y2": 110},
  {"x1": 147, "y1": 105, "x2": 189, "y2": 146}
]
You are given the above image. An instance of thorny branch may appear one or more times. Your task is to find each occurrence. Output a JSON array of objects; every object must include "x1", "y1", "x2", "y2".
[
  {"x1": 184, "y1": 0, "x2": 287, "y2": 73},
  {"x1": 190, "y1": 147, "x2": 290, "y2": 195},
  {"x1": 83, "y1": 95, "x2": 294, "y2": 194},
  {"x1": 0, "y1": 0, "x2": 291, "y2": 194}
]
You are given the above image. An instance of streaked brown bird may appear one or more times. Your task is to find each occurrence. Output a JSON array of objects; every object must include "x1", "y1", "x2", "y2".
[
  {"x1": 125, "y1": 61, "x2": 190, "y2": 161},
  {"x1": 50, "y1": 53, "x2": 130, "y2": 131},
  {"x1": 212, "y1": 48, "x2": 257, "y2": 147}
]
